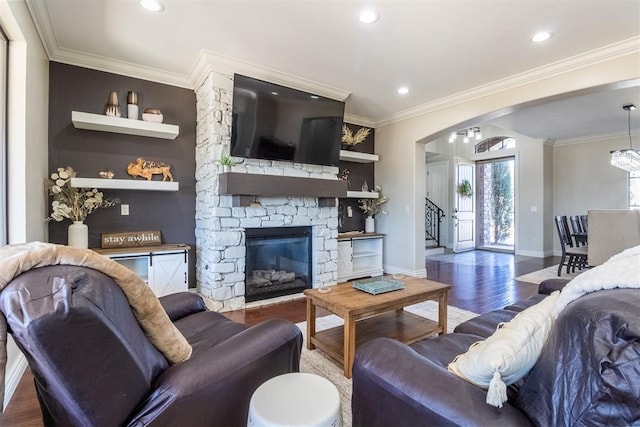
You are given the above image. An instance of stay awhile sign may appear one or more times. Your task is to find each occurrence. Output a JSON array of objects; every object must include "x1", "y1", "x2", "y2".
[{"x1": 101, "y1": 231, "x2": 161, "y2": 248}]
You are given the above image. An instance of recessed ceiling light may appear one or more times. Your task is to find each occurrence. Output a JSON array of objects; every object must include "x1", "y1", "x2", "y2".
[
  {"x1": 531, "y1": 31, "x2": 552, "y2": 43},
  {"x1": 271, "y1": 92, "x2": 279, "y2": 96},
  {"x1": 359, "y1": 9, "x2": 379, "y2": 24},
  {"x1": 310, "y1": 95, "x2": 319, "y2": 99},
  {"x1": 140, "y1": 0, "x2": 164, "y2": 12},
  {"x1": 397, "y1": 87, "x2": 409, "y2": 95}
]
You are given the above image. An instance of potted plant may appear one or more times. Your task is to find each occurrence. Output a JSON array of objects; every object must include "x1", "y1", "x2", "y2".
[
  {"x1": 219, "y1": 155, "x2": 234, "y2": 173},
  {"x1": 457, "y1": 179, "x2": 473, "y2": 198},
  {"x1": 47, "y1": 166, "x2": 115, "y2": 248},
  {"x1": 358, "y1": 185, "x2": 389, "y2": 233}
]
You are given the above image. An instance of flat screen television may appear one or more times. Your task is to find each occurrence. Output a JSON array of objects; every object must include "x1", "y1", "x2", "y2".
[{"x1": 231, "y1": 74, "x2": 345, "y2": 167}]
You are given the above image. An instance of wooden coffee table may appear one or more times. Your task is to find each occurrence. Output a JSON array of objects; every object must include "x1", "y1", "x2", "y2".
[{"x1": 304, "y1": 277, "x2": 450, "y2": 378}]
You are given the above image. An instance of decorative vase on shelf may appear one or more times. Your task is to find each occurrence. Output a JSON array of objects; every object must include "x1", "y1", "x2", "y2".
[
  {"x1": 361, "y1": 180, "x2": 369, "y2": 192},
  {"x1": 365, "y1": 216, "x2": 375, "y2": 233},
  {"x1": 68, "y1": 221, "x2": 88, "y2": 248}
]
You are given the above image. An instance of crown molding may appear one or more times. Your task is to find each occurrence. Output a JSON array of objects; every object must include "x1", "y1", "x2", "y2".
[
  {"x1": 190, "y1": 50, "x2": 351, "y2": 101},
  {"x1": 26, "y1": 0, "x2": 192, "y2": 88},
  {"x1": 552, "y1": 130, "x2": 640, "y2": 146},
  {"x1": 343, "y1": 113, "x2": 376, "y2": 128},
  {"x1": 376, "y1": 37, "x2": 640, "y2": 128},
  {"x1": 25, "y1": 0, "x2": 54, "y2": 58},
  {"x1": 52, "y1": 48, "x2": 193, "y2": 88}
]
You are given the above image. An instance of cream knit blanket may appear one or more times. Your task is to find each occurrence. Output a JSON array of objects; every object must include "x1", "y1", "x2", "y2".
[
  {"x1": 555, "y1": 244, "x2": 640, "y2": 313},
  {"x1": 0, "y1": 242, "x2": 192, "y2": 411}
]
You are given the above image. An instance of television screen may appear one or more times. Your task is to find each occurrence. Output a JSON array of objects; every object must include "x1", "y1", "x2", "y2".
[{"x1": 231, "y1": 74, "x2": 345, "y2": 167}]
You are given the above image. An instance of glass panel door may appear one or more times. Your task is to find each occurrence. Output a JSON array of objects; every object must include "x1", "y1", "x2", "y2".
[{"x1": 477, "y1": 157, "x2": 515, "y2": 252}]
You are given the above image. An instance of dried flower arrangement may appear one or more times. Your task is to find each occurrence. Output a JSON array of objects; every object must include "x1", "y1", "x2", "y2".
[
  {"x1": 358, "y1": 186, "x2": 389, "y2": 217},
  {"x1": 48, "y1": 166, "x2": 115, "y2": 222},
  {"x1": 341, "y1": 124, "x2": 371, "y2": 148}
]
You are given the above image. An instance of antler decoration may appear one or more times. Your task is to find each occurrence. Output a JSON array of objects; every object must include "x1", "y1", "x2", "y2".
[{"x1": 341, "y1": 124, "x2": 371, "y2": 146}]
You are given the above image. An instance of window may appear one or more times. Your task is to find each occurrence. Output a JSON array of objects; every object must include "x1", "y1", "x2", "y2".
[
  {"x1": 631, "y1": 171, "x2": 640, "y2": 210},
  {"x1": 475, "y1": 137, "x2": 516, "y2": 154},
  {"x1": 0, "y1": 27, "x2": 7, "y2": 245}
]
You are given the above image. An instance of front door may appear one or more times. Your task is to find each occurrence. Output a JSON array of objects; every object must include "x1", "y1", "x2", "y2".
[{"x1": 453, "y1": 158, "x2": 475, "y2": 253}]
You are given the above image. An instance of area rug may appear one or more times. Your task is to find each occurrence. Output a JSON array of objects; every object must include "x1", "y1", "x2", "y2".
[
  {"x1": 515, "y1": 264, "x2": 583, "y2": 284},
  {"x1": 297, "y1": 301, "x2": 478, "y2": 426}
]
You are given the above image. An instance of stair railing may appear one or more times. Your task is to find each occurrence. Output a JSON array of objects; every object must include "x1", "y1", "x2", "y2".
[{"x1": 425, "y1": 197, "x2": 445, "y2": 247}]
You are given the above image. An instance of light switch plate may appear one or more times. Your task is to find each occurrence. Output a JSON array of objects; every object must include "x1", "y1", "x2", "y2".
[{"x1": 121, "y1": 204, "x2": 129, "y2": 215}]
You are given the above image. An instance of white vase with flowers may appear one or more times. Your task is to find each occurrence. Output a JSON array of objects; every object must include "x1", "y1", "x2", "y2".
[
  {"x1": 47, "y1": 166, "x2": 115, "y2": 248},
  {"x1": 358, "y1": 185, "x2": 389, "y2": 234}
]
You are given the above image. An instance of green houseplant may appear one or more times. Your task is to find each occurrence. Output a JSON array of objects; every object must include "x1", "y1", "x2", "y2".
[{"x1": 219, "y1": 155, "x2": 235, "y2": 172}]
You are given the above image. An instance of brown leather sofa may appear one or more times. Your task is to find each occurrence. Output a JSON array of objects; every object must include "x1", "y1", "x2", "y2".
[
  {"x1": 352, "y1": 279, "x2": 640, "y2": 426},
  {"x1": 0, "y1": 265, "x2": 303, "y2": 426}
]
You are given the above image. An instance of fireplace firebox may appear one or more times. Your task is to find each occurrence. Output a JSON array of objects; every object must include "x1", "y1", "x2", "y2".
[{"x1": 245, "y1": 226, "x2": 312, "y2": 302}]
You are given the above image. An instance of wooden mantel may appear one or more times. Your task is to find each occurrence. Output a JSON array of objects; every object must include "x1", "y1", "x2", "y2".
[{"x1": 218, "y1": 172, "x2": 347, "y2": 207}]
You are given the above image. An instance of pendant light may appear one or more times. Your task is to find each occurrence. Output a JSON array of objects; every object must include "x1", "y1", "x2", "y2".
[{"x1": 610, "y1": 105, "x2": 640, "y2": 172}]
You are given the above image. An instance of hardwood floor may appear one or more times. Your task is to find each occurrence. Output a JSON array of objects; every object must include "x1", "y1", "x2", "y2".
[{"x1": 0, "y1": 250, "x2": 559, "y2": 426}]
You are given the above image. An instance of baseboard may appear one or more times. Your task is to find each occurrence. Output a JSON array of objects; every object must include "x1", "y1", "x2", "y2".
[
  {"x1": 3, "y1": 352, "x2": 28, "y2": 411},
  {"x1": 515, "y1": 249, "x2": 553, "y2": 258},
  {"x1": 384, "y1": 265, "x2": 427, "y2": 278}
]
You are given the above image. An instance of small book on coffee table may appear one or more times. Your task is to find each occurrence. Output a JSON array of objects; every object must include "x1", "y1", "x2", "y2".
[{"x1": 352, "y1": 277, "x2": 404, "y2": 295}]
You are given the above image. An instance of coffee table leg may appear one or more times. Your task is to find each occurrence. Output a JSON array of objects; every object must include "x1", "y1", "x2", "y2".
[
  {"x1": 439, "y1": 291, "x2": 448, "y2": 335},
  {"x1": 344, "y1": 315, "x2": 356, "y2": 378},
  {"x1": 306, "y1": 298, "x2": 316, "y2": 350}
]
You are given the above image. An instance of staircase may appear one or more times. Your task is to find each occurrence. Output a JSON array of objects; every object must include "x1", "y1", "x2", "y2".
[{"x1": 425, "y1": 197, "x2": 446, "y2": 255}]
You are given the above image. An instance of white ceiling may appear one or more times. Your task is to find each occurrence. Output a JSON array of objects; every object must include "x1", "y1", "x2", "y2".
[{"x1": 27, "y1": 0, "x2": 640, "y2": 140}]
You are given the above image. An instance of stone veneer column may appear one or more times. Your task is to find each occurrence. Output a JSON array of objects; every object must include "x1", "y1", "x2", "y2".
[{"x1": 195, "y1": 70, "x2": 339, "y2": 311}]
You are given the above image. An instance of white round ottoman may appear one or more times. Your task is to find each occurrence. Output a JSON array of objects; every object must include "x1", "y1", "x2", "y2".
[{"x1": 248, "y1": 372, "x2": 342, "y2": 427}]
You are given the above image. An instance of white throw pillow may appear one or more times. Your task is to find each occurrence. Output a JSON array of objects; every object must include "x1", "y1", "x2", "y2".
[{"x1": 448, "y1": 291, "x2": 560, "y2": 408}]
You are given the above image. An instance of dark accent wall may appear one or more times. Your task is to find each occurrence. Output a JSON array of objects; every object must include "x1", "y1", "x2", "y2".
[
  {"x1": 48, "y1": 62, "x2": 197, "y2": 287},
  {"x1": 338, "y1": 123, "x2": 375, "y2": 232}
]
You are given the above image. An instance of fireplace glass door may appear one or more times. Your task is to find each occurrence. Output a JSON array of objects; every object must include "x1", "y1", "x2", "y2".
[{"x1": 245, "y1": 226, "x2": 312, "y2": 302}]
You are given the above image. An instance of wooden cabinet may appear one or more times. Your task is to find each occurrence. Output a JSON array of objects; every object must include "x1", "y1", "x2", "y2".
[
  {"x1": 337, "y1": 234, "x2": 383, "y2": 282},
  {"x1": 94, "y1": 244, "x2": 190, "y2": 296}
]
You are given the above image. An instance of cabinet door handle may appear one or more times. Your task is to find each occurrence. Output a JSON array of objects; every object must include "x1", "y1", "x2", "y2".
[{"x1": 184, "y1": 271, "x2": 187, "y2": 284}]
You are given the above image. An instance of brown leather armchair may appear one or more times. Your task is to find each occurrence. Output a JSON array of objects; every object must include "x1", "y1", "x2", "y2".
[{"x1": 0, "y1": 265, "x2": 302, "y2": 426}]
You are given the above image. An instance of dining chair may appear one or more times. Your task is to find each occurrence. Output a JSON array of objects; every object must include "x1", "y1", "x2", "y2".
[
  {"x1": 569, "y1": 215, "x2": 587, "y2": 246},
  {"x1": 554, "y1": 215, "x2": 588, "y2": 276},
  {"x1": 579, "y1": 215, "x2": 588, "y2": 232}
]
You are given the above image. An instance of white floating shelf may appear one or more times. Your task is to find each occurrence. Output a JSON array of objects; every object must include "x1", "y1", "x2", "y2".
[
  {"x1": 71, "y1": 177, "x2": 179, "y2": 192},
  {"x1": 339, "y1": 150, "x2": 379, "y2": 163},
  {"x1": 347, "y1": 191, "x2": 379, "y2": 198},
  {"x1": 72, "y1": 111, "x2": 179, "y2": 140}
]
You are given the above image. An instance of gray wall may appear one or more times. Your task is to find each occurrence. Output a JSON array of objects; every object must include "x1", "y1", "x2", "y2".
[
  {"x1": 552, "y1": 134, "x2": 630, "y2": 254},
  {"x1": 47, "y1": 62, "x2": 197, "y2": 286}
]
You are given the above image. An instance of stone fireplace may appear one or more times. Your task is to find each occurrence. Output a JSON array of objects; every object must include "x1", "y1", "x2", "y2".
[{"x1": 194, "y1": 70, "x2": 340, "y2": 311}]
